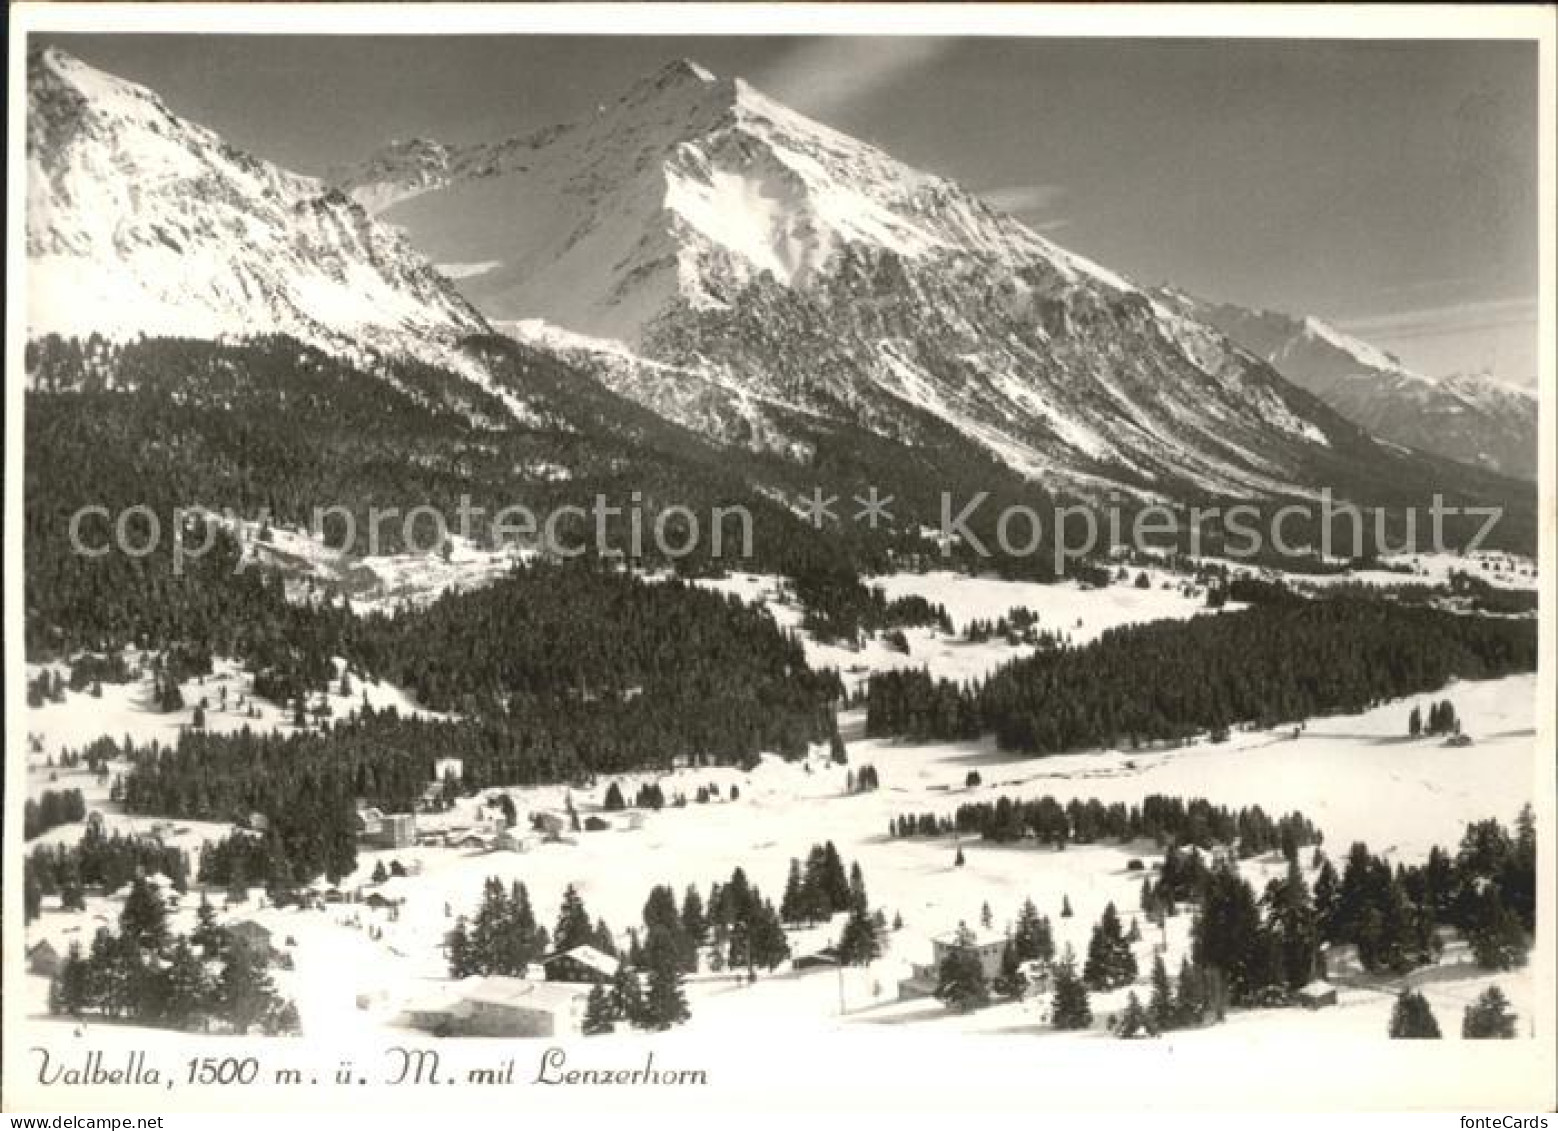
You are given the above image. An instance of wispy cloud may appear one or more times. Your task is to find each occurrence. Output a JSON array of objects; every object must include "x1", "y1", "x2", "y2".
[
  {"x1": 756, "y1": 39, "x2": 952, "y2": 120},
  {"x1": 1337, "y1": 295, "x2": 1537, "y2": 343},
  {"x1": 980, "y1": 184, "x2": 1068, "y2": 215},
  {"x1": 1375, "y1": 274, "x2": 1482, "y2": 298}
]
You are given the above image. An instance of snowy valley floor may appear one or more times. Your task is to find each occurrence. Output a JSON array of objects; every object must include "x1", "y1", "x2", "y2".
[{"x1": 22, "y1": 663, "x2": 1538, "y2": 1043}]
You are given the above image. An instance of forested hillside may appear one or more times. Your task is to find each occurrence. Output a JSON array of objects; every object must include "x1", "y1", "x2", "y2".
[{"x1": 867, "y1": 600, "x2": 1537, "y2": 752}]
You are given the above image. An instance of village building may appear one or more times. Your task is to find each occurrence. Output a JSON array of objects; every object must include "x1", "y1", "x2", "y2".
[
  {"x1": 495, "y1": 828, "x2": 536, "y2": 853},
  {"x1": 897, "y1": 924, "x2": 1008, "y2": 999},
  {"x1": 27, "y1": 940, "x2": 62, "y2": 977},
  {"x1": 531, "y1": 812, "x2": 566, "y2": 840},
  {"x1": 356, "y1": 805, "x2": 416, "y2": 850},
  {"x1": 539, "y1": 944, "x2": 619, "y2": 983},
  {"x1": 450, "y1": 828, "x2": 496, "y2": 852},
  {"x1": 399, "y1": 976, "x2": 590, "y2": 1038},
  {"x1": 365, "y1": 877, "x2": 413, "y2": 912},
  {"x1": 1296, "y1": 980, "x2": 1338, "y2": 1010},
  {"x1": 226, "y1": 920, "x2": 276, "y2": 960},
  {"x1": 792, "y1": 945, "x2": 841, "y2": 971}
]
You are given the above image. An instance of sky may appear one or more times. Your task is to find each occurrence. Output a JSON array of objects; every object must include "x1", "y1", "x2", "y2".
[{"x1": 39, "y1": 34, "x2": 1541, "y2": 383}]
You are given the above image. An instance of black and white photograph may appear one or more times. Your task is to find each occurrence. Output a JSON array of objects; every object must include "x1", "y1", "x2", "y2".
[{"x1": 5, "y1": 2, "x2": 1553, "y2": 1117}]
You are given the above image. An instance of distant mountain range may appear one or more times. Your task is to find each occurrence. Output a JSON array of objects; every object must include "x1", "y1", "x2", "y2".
[
  {"x1": 25, "y1": 48, "x2": 1531, "y2": 547},
  {"x1": 1153, "y1": 289, "x2": 1537, "y2": 481}
]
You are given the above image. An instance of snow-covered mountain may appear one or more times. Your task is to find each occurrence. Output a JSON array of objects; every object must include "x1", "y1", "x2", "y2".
[
  {"x1": 336, "y1": 59, "x2": 1471, "y2": 502},
  {"x1": 1154, "y1": 289, "x2": 1538, "y2": 481},
  {"x1": 26, "y1": 47, "x2": 491, "y2": 369},
  {"x1": 24, "y1": 49, "x2": 1527, "y2": 513}
]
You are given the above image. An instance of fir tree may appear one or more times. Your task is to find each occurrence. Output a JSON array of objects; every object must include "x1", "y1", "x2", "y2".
[
  {"x1": 1461, "y1": 985, "x2": 1517, "y2": 1039},
  {"x1": 837, "y1": 904, "x2": 881, "y2": 966},
  {"x1": 1082, "y1": 902, "x2": 1137, "y2": 991},
  {"x1": 554, "y1": 884, "x2": 594, "y2": 953},
  {"x1": 592, "y1": 918, "x2": 619, "y2": 958},
  {"x1": 1174, "y1": 957, "x2": 1210, "y2": 1028},
  {"x1": 935, "y1": 935, "x2": 990, "y2": 1013},
  {"x1": 1263, "y1": 858, "x2": 1319, "y2": 989},
  {"x1": 24, "y1": 871, "x2": 42, "y2": 924},
  {"x1": 49, "y1": 942, "x2": 91, "y2": 1018},
  {"x1": 993, "y1": 940, "x2": 1025, "y2": 1000},
  {"x1": 1148, "y1": 954, "x2": 1175, "y2": 1033},
  {"x1": 1116, "y1": 991, "x2": 1154, "y2": 1039},
  {"x1": 748, "y1": 899, "x2": 791, "y2": 971},
  {"x1": 780, "y1": 858, "x2": 805, "y2": 925},
  {"x1": 446, "y1": 917, "x2": 474, "y2": 978},
  {"x1": 641, "y1": 927, "x2": 690, "y2": 1030},
  {"x1": 1466, "y1": 888, "x2": 1529, "y2": 972},
  {"x1": 821, "y1": 842, "x2": 851, "y2": 912},
  {"x1": 217, "y1": 943, "x2": 277, "y2": 1035},
  {"x1": 680, "y1": 885, "x2": 707, "y2": 945},
  {"x1": 611, "y1": 965, "x2": 645, "y2": 1027},
  {"x1": 1049, "y1": 946, "x2": 1093, "y2": 1031},
  {"x1": 1191, "y1": 860, "x2": 1265, "y2": 1002},
  {"x1": 1012, "y1": 898, "x2": 1053, "y2": 963},
  {"x1": 120, "y1": 877, "x2": 169, "y2": 951},
  {"x1": 582, "y1": 983, "x2": 616, "y2": 1035},
  {"x1": 1388, "y1": 989, "x2": 1441, "y2": 1039},
  {"x1": 160, "y1": 938, "x2": 211, "y2": 1031},
  {"x1": 848, "y1": 861, "x2": 870, "y2": 916}
]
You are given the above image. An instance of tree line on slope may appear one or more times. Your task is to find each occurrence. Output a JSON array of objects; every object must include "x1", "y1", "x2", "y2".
[
  {"x1": 865, "y1": 599, "x2": 1535, "y2": 752},
  {"x1": 891, "y1": 793, "x2": 1320, "y2": 857}
]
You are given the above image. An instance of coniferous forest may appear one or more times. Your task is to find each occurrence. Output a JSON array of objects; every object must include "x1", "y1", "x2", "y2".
[
  {"x1": 18, "y1": 334, "x2": 1543, "y2": 1051},
  {"x1": 866, "y1": 600, "x2": 1536, "y2": 751}
]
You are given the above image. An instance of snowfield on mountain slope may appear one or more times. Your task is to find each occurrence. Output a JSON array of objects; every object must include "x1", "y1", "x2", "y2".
[
  {"x1": 692, "y1": 568, "x2": 1238, "y2": 691},
  {"x1": 1155, "y1": 288, "x2": 1541, "y2": 481},
  {"x1": 327, "y1": 58, "x2": 1394, "y2": 504},
  {"x1": 27, "y1": 47, "x2": 491, "y2": 380},
  {"x1": 19, "y1": 675, "x2": 1537, "y2": 1043},
  {"x1": 23, "y1": 655, "x2": 443, "y2": 769}
]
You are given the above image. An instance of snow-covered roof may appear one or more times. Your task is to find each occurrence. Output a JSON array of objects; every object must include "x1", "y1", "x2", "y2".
[
  {"x1": 455, "y1": 976, "x2": 590, "y2": 1011},
  {"x1": 1298, "y1": 979, "x2": 1336, "y2": 996},
  {"x1": 933, "y1": 924, "x2": 1007, "y2": 949},
  {"x1": 542, "y1": 945, "x2": 620, "y2": 977}
]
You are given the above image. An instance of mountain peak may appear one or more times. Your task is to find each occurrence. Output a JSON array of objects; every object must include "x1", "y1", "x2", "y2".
[
  {"x1": 616, "y1": 57, "x2": 734, "y2": 116},
  {"x1": 28, "y1": 48, "x2": 489, "y2": 367},
  {"x1": 29, "y1": 45, "x2": 171, "y2": 133},
  {"x1": 638, "y1": 57, "x2": 720, "y2": 91}
]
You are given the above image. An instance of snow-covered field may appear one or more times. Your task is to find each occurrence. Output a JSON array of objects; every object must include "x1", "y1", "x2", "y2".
[
  {"x1": 695, "y1": 567, "x2": 1234, "y2": 690},
  {"x1": 1195, "y1": 550, "x2": 1539, "y2": 593},
  {"x1": 18, "y1": 566, "x2": 1540, "y2": 1046},
  {"x1": 21, "y1": 661, "x2": 1538, "y2": 1043}
]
